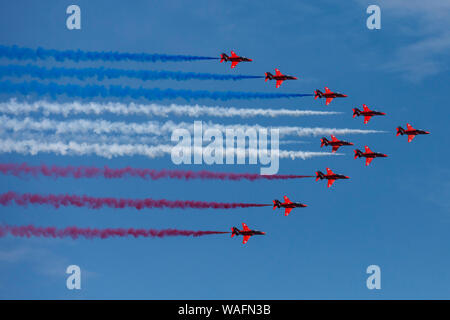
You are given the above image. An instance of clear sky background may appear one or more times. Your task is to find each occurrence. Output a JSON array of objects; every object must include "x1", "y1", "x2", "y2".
[{"x1": 0, "y1": 0, "x2": 449, "y2": 299}]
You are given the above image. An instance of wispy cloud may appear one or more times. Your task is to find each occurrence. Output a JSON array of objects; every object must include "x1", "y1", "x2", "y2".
[{"x1": 358, "y1": 0, "x2": 450, "y2": 81}]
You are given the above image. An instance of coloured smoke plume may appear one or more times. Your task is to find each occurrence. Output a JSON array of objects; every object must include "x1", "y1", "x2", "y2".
[
  {"x1": 0, "y1": 224, "x2": 229, "y2": 239},
  {"x1": 0, "y1": 163, "x2": 314, "y2": 181},
  {"x1": 0, "y1": 192, "x2": 271, "y2": 210},
  {"x1": 0, "y1": 45, "x2": 219, "y2": 62},
  {"x1": 0, "y1": 81, "x2": 313, "y2": 101},
  {"x1": 0, "y1": 64, "x2": 264, "y2": 81}
]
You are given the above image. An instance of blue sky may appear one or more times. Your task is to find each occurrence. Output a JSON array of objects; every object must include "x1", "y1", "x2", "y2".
[{"x1": 0, "y1": 0, "x2": 449, "y2": 299}]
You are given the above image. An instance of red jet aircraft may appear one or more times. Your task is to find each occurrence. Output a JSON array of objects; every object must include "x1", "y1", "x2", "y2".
[
  {"x1": 273, "y1": 195, "x2": 307, "y2": 216},
  {"x1": 320, "y1": 135, "x2": 354, "y2": 153},
  {"x1": 231, "y1": 223, "x2": 266, "y2": 244},
  {"x1": 396, "y1": 123, "x2": 430, "y2": 142},
  {"x1": 354, "y1": 146, "x2": 388, "y2": 166},
  {"x1": 314, "y1": 87, "x2": 347, "y2": 105},
  {"x1": 265, "y1": 68, "x2": 297, "y2": 88},
  {"x1": 353, "y1": 104, "x2": 386, "y2": 124},
  {"x1": 220, "y1": 51, "x2": 252, "y2": 68},
  {"x1": 316, "y1": 168, "x2": 349, "y2": 188}
]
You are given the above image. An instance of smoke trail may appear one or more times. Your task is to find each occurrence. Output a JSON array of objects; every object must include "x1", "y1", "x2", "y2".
[
  {"x1": 0, "y1": 224, "x2": 229, "y2": 239},
  {"x1": 0, "y1": 116, "x2": 383, "y2": 137},
  {"x1": 0, "y1": 81, "x2": 313, "y2": 101},
  {"x1": 0, "y1": 99, "x2": 340, "y2": 118},
  {"x1": 0, "y1": 191, "x2": 270, "y2": 210},
  {"x1": 0, "y1": 64, "x2": 264, "y2": 81},
  {"x1": 0, "y1": 139, "x2": 340, "y2": 160},
  {"x1": 0, "y1": 45, "x2": 219, "y2": 63},
  {"x1": 2, "y1": 131, "x2": 163, "y2": 146},
  {"x1": 0, "y1": 163, "x2": 314, "y2": 181}
]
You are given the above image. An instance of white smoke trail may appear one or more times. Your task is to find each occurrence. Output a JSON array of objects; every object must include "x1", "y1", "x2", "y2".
[
  {"x1": 1, "y1": 131, "x2": 163, "y2": 145},
  {"x1": 0, "y1": 99, "x2": 341, "y2": 118},
  {"x1": 0, "y1": 138, "x2": 341, "y2": 160},
  {"x1": 0, "y1": 115, "x2": 383, "y2": 137},
  {"x1": 0, "y1": 131, "x2": 307, "y2": 146}
]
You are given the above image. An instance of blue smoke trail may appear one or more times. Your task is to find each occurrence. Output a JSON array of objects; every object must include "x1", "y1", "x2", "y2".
[
  {"x1": 0, "y1": 81, "x2": 313, "y2": 101},
  {"x1": 0, "y1": 45, "x2": 219, "y2": 63},
  {"x1": 0, "y1": 64, "x2": 264, "y2": 81}
]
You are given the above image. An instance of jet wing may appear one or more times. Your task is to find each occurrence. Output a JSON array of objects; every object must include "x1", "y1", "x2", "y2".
[
  {"x1": 364, "y1": 146, "x2": 372, "y2": 153},
  {"x1": 284, "y1": 207, "x2": 293, "y2": 216},
  {"x1": 324, "y1": 87, "x2": 331, "y2": 93},
  {"x1": 230, "y1": 61, "x2": 239, "y2": 68},
  {"x1": 406, "y1": 123, "x2": 414, "y2": 131},
  {"x1": 364, "y1": 116, "x2": 372, "y2": 124},
  {"x1": 276, "y1": 80, "x2": 284, "y2": 88},
  {"x1": 325, "y1": 97, "x2": 333, "y2": 105},
  {"x1": 331, "y1": 145, "x2": 340, "y2": 153},
  {"x1": 283, "y1": 196, "x2": 292, "y2": 204},
  {"x1": 327, "y1": 179, "x2": 336, "y2": 188},
  {"x1": 242, "y1": 235, "x2": 251, "y2": 244},
  {"x1": 230, "y1": 51, "x2": 238, "y2": 58},
  {"x1": 365, "y1": 158, "x2": 373, "y2": 166},
  {"x1": 331, "y1": 135, "x2": 338, "y2": 142},
  {"x1": 362, "y1": 104, "x2": 370, "y2": 112},
  {"x1": 275, "y1": 69, "x2": 282, "y2": 76},
  {"x1": 326, "y1": 168, "x2": 334, "y2": 175},
  {"x1": 242, "y1": 223, "x2": 250, "y2": 231},
  {"x1": 408, "y1": 135, "x2": 415, "y2": 143}
]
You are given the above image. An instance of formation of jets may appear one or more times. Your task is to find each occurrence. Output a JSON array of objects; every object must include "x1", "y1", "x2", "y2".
[{"x1": 219, "y1": 49, "x2": 430, "y2": 244}]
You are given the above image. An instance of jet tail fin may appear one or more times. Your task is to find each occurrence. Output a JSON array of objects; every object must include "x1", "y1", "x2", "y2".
[
  {"x1": 354, "y1": 149, "x2": 362, "y2": 159},
  {"x1": 353, "y1": 108, "x2": 361, "y2": 118},
  {"x1": 231, "y1": 227, "x2": 239, "y2": 237},
  {"x1": 272, "y1": 200, "x2": 277, "y2": 210},
  {"x1": 220, "y1": 53, "x2": 228, "y2": 63},
  {"x1": 396, "y1": 127, "x2": 405, "y2": 136},
  {"x1": 265, "y1": 72, "x2": 273, "y2": 81},
  {"x1": 314, "y1": 90, "x2": 323, "y2": 99},
  {"x1": 320, "y1": 137, "x2": 328, "y2": 148},
  {"x1": 316, "y1": 171, "x2": 324, "y2": 181}
]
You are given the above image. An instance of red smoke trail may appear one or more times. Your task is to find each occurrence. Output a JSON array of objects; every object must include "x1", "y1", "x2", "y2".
[
  {"x1": 0, "y1": 192, "x2": 270, "y2": 210},
  {"x1": 0, "y1": 224, "x2": 229, "y2": 239},
  {"x1": 0, "y1": 163, "x2": 313, "y2": 181}
]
